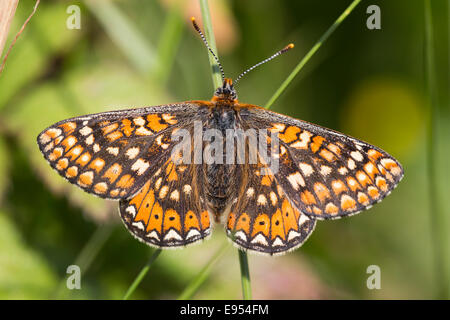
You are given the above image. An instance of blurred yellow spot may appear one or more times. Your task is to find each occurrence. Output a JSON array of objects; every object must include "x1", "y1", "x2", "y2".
[{"x1": 341, "y1": 78, "x2": 423, "y2": 157}]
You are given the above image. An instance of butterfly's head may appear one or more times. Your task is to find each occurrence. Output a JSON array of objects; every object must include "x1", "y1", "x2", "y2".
[{"x1": 213, "y1": 78, "x2": 237, "y2": 102}]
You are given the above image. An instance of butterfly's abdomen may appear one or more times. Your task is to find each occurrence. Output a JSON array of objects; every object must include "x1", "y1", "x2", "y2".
[{"x1": 203, "y1": 106, "x2": 238, "y2": 220}]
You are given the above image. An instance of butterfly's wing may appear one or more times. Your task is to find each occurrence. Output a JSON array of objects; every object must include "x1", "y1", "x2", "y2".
[
  {"x1": 226, "y1": 158, "x2": 316, "y2": 255},
  {"x1": 38, "y1": 102, "x2": 213, "y2": 247},
  {"x1": 238, "y1": 106, "x2": 404, "y2": 220}
]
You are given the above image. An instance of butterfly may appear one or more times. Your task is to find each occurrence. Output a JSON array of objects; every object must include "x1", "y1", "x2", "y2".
[{"x1": 37, "y1": 18, "x2": 403, "y2": 256}]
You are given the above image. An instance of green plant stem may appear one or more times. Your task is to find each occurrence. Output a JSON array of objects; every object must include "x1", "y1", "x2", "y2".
[
  {"x1": 238, "y1": 250, "x2": 252, "y2": 300},
  {"x1": 264, "y1": 0, "x2": 362, "y2": 109},
  {"x1": 53, "y1": 222, "x2": 114, "y2": 299},
  {"x1": 198, "y1": 0, "x2": 252, "y2": 300},
  {"x1": 123, "y1": 249, "x2": 162, "y2": 300},
  {"x1": 424, "y1": 0, "x2": 448, "y2": 299},
  {"x1": 199, "y1": 0, "x2": 222, "y2": 88},
  {"x1": 178, "y1": 242, "x2": 230, "y2": 300},
  {"x1": 154, "y1": 1, "x2": 184, "y2": 85},
  {"x1": 86, "y1": 0, "x2": 156, "y2": 75}
]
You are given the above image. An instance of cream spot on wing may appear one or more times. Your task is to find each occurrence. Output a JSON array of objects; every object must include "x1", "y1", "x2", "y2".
[
  {"x1": 79, "y1": 126, "x2": 93, "y2": 136},
  {"x1": 350, "y1": 151, "x2": 364, "y2": 162},
  {"x1": 170, "y1": 190, "x2": 179, "y2": 201},
  {"x1": 246, "y1": 187, "x2": 255, "y2": 197},
  {"x1": 126, "y1": 147, "x2": 140, "y2": 159},
  {"x1": 299, "y1": 163, "x2": 314, "y2": 177},
  {"x1": 270, "y1": 192, "x2": 278, "y2": 206},
  {"x1": 136, "y1": 126, "x2": 153, "y2": 136},
  {"x1": 93, "y1": 144, "x2": 100, "y2": 153},
  {"x1": 133, "y1": 117, "x2": 146, "y2": 126},
  {"x1": 85, "y1": 134, "x2": 94, "y2": 145},
  {"x1": 251, "y1": 234, "x2": 269, "y2": 246},
  {"x1": 183, "y1": 184, "x2": 192, "y2": 194},
  {"x1": 131, "y1": 158, "x2": 149, "y2": 175},
  {"x1": 320, "y1": 165, "x2": 332, "y2": 176},
  {"x1": 107, "y1": 147, "x2": 119, "y2": 156},
  {"x1": 290, "y1": 131, "x2": 312, "y2": 149},
  {"x1": 154, "y1": 177, "x2": 163, "y2": 190},
  {"x1": 338, "y1": 167, "x2": 348, "y2": 175},
  {"x1": 257, "y1": 194, "x2": 267, "y2": 206},
  {"x1": 159, "y1": 185, "x2": 169, "y2": 199},
  {"x1": 347, "y1": 158, "x2": 356, "y2": 170},
  {"x1": 287, "y1": 172, "x2": 305, "y2": 190}
]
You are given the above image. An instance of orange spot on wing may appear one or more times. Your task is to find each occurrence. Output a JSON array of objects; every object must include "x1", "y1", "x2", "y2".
[
  {"x1": 59, "y1": 122, "x2": 76, "y2": 133},
  {"x1": 327, "y1": 143, "x2": 341, "y2": 155},
  {"x1": 320, "y1": 149, "x2": 336, "y2": 162},
  {"x1": 121, "y1": 119, "x2": 134, "y2": 136},
  {"x1": 165, "y1": 161, "x2": 178, "y2": 181},
  {"x1": 56, "y1": 158, "x2": 69, "y2": 170},
  {"x1": 341, "y1": 195, "x2": 356, "y2": 211},
  {"x1": 102, "y1": 163, "x2": 122, "y2": 183},
  {"x1": 310, "y1": 136, "x2": 325, "y2": 153},
  {"x1": 314, "y1": 182, "x2": 331, "y2": 203},
  {"x1": 227, "y1": 212, "x2": 236, "y2": 230},
  {"x1": 76, "y1": 152, "x2": 91, "y2": 166},
  {"x1": 368, "y1": 149, "x2": 383, "y2": 161},
  {"x1": 184, "y1": 210, "x2": 201, "y2": 233},
  {"x1": 282, "y1": 199, "x2": 299, "y2": 232},
  {"x1": 368, "y1": 186, "x2": 380, "y2": 199},
  {"x1": 163, "y1": 209, "x2": 182, "y2": 233},
  {"x1": 200, "y1": 211, "x2": 210, "y2": 230},
  {"x1": 78, "y1": 171, "x2": 94, "y2": 187},
  {"x1": 89, "y1": 158, "x2": 105, "y2": 173},
  {"x1": 325, "y1": 203, "x2": 339, "y2": 215},
  {"x1": 106, "y1": 131, "x2": 123, "y2": 142},
  {"x1": 356, "y1": 171, "x2": 371, "y2": 187},
  {"x1": 271, "y1": 209, "x2": 285, "y2": 240},
  {"x1": 235, "y1": 213, "x2": 250, "y2": 234},
  {"x1": 332, "y1": 180, "x2": 348, "y2": 196},
  {"x1": 147, "y1": 114, "x2": 168, "y2": 132},
  {"x1": 116, "y1": 174, "x2": 135, "y2": 189},
  {"x1": 102, "y1": 123, "x2": 119, "y2": 135},
  {"x1": 66, "y1": 166, "x2": 78, "y2": 178},
  {"x1": 357, "y1": 192, "x2": 370, "y2": 205},
  {"x1": 346, "y1": 177, "x2": 361, "y2": 192},
  {"x1": 301, "y1": 190, "x2": 316, "y2": 205},
  {"x1": 251, "y1": 214, "x2": 270, "y2": 237},
  {"x1": 261, "y1": 175, "x2": 271, "y2": 186},
  {"x1": 279, "y1": 126, "x2": 300, "y2": 143},
  {"x1": 147, "y1": 201, "x2": 163, "y2": 233},
  {"x1": 134, "y1": 189, "x2": 155, "y2": 224}
]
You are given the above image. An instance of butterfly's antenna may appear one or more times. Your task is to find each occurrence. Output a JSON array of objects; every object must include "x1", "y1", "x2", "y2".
[
  {"x1": 191, "y1": 17, "x2": 225, "y2": 82},
  {"x1": 234, "y1": 43, "x2": 294, "y2": 86}
]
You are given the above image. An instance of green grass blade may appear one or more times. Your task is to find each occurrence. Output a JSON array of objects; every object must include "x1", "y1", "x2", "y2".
[
  {"x1": 85, "y1": 0, "x2": 156, "y2": 75},
  {"x1": 154, "y1": 1, "x2": 185, "y2": 85},
  {"x1": 199, "y1": 0, "x2": 222, "y2": 88},
  {"x1": 264, "y1": 0, "x2": 362, "y2": 109},
  {"x1": 123, "y1": 249, "x2": 162, "y2": 300},
  {"x1": 424, "y1": 0, "x2": 449, "y2": 299},
  {"x1": 178, "y1": 242, "x2": 230, "y2": 300},
  {"x1": 238, "y1": 250, "x2": 252, "y2": 300},
  {"x1": 53, "y1": 223, "x2": 115, "y2": 299}
]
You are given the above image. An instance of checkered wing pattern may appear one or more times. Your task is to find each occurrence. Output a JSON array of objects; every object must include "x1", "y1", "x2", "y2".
[
  {"x1": 38, "y1": 103, "x2": 213, "y2": 248},
  {"x1": 239, "y1": 107, "x2": 404, "y2": 220},
  {"x1": 37, "y1": 103, "x2": 201, "y2": 200},
  {"x1": 118, "y1": 128, "x2": 212, "y2": 248}
]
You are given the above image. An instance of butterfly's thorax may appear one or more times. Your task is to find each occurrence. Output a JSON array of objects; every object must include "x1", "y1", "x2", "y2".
[{"x1": 203, "y1": 100, "x2": 240, "y2": 221}]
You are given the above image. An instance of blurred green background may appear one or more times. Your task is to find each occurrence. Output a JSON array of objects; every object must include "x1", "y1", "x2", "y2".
[{"x1": 0, "y1": 0, "x2": 448, "y2": 299}]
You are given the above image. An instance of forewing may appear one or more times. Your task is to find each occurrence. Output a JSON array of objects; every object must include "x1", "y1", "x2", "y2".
[
  {"x1": 239, "y1": 106, "x2": 404, "y2": 220},
  {"x1": 37, "y1": 103, "x2": 204, "y2": 200}
]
